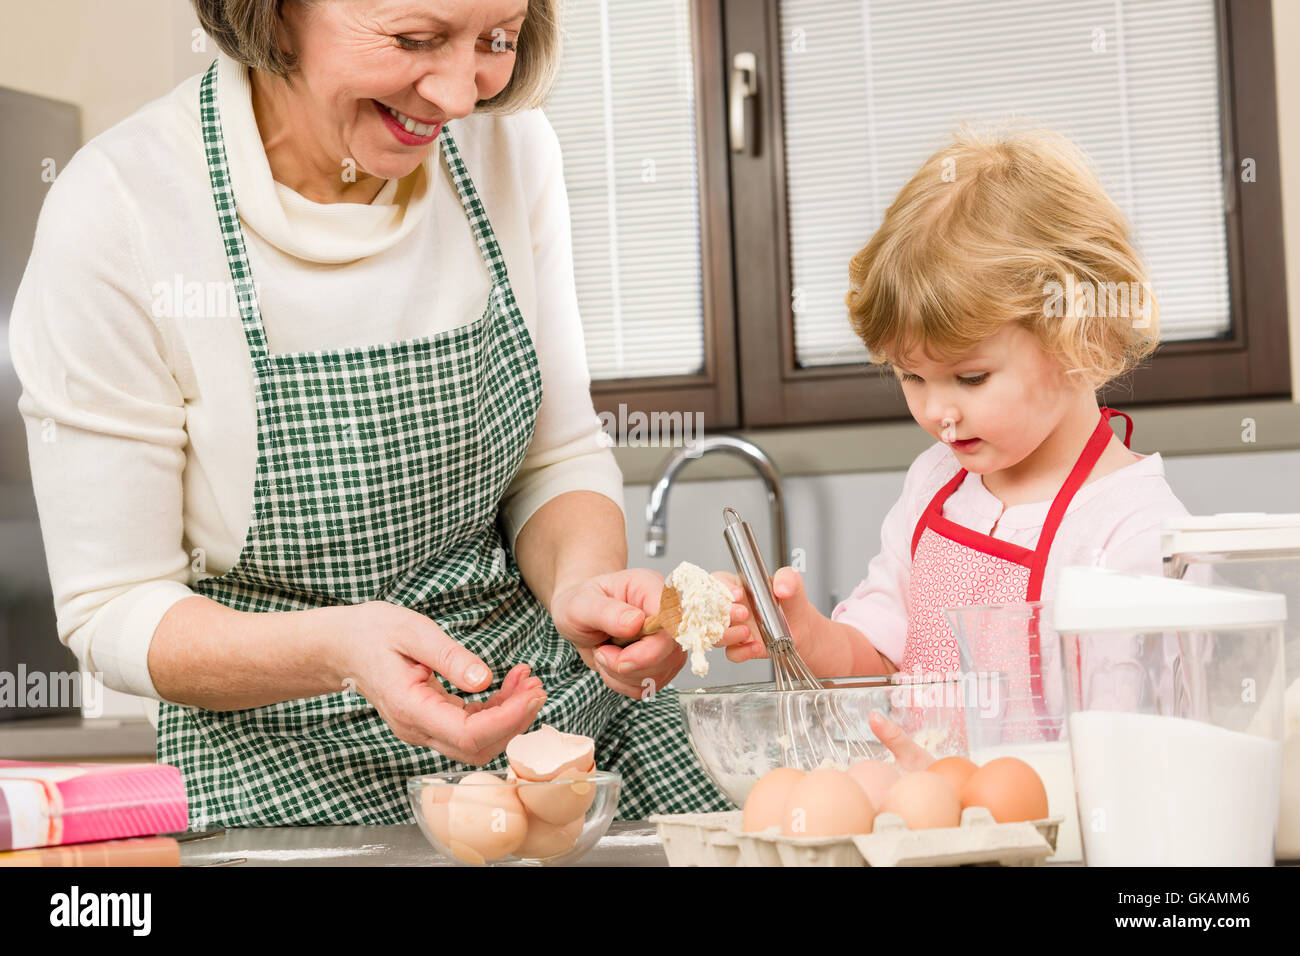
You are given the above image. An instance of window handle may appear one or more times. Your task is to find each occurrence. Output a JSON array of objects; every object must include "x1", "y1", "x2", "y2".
[{"x1": 730, "y1": 52, "x2": 758, "y2": 154}]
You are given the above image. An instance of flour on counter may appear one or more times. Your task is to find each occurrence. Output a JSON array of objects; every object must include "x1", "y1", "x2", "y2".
[
  {"x1": 596, "y1": 832, "x2": 663, "y2": 847},
  {"x1": 186, "y1": 844, "x2": 392, "y2": 862}
]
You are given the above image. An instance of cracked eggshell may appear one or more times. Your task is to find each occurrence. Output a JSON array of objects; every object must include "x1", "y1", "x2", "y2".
[
  {"x1": 515, "y1": 813, "x2": 584, "y2": 860},
  {"x1": 446, "y1": 771, "x2": 528, "y2": 863},
  {"x1": 506, "y1": 724, "x2": 596, "y2": 782},
  {"x1": 420, "y1": 783, "x2": 453, "y2": 847},
  {"x1": 516, "y1": 766, "x2": 597, "y2": 826}
]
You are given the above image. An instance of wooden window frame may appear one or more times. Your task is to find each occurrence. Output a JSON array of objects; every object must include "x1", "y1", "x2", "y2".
[
  {"x1": 588, "y1": 0, "x2": 740, "y2": 430},
  {"x1": 721, "y1": 0, "x2": 1291, "y2": 427}
]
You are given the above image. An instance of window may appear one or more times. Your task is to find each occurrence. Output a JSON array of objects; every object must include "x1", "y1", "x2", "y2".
[
  {"x1": 548, "y1": 0, "x2": 1289, "y2": 429},
  {"x1": 545, "y1": 0, "x2": 739, "y2": 427}
]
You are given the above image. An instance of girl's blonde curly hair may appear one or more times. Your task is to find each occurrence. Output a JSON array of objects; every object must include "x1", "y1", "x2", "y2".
[{"x1": 846, "y1": 124, "x2": 1159, "y2": 389}]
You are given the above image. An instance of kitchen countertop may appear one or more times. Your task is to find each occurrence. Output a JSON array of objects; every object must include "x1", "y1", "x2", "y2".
[
  {"x1": 0, "y1": 715, "x2": 156, "y2": 759},
  {"x1": 180, "y1": 820, "x2": 669, "y2": 867},
  {"x1": 174, "y1": 823, "x2": 1296, "y2": 868}
]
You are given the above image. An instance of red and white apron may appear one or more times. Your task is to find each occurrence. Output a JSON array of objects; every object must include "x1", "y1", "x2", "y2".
[{"x1": 892, "y1": 408, "x2": 1133, "y2": 748}]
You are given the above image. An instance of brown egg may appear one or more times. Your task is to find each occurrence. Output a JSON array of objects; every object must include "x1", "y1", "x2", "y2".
[
  {"x1": 926, "y1": 756, "x2": 979, "y2": 795},
  {"x1": 847, "y1": 760, "x2": 902, "y2": 809},
  {"x1": 743, "y1": 767, "x2": 805, "y2": 832},
  {"x1": 781, "y1": 769, "x2": 875, "y2": 838},
  {"x1": 960, "y1": 757, "x2": 1049, "y2": 823},
  {"x1": 880, "y1": 772, "x2": 962, "y2": 830}
]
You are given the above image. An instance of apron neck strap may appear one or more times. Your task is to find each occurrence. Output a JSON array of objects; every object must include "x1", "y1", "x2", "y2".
[
  {"x1": 436, "y1": 129, "x2": 512, "y2": 290},
  {"x1": 1101, "y1": 406, "x2": 1133, "y2": 448},
  {"x1": 196, "y1": 58, "x2": 516, "y2": 366},
  {"x1": 1026, "y1": 407, "x2": 1130, "y2": 597},
  {"x1": 199, "y1": 59, "x2": 269, "y2": 361}
]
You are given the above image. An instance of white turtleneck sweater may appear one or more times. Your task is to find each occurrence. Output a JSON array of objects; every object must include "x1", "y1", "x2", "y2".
[{"x1": 9, "y1": 52, "x2": 625, "y2": 713}]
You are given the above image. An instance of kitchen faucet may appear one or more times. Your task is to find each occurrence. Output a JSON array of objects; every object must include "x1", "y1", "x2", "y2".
[{"x1": 645, "y1": 435, "x2": 789, "y2": 570}]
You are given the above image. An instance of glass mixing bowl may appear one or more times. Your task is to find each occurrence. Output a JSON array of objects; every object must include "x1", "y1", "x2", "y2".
[
  {"x1": 408, "y1": 769, "x2": 621, "y2": 867},
  {"x1": 679, "y1": 676, "x2": 972, "y2": 805}
]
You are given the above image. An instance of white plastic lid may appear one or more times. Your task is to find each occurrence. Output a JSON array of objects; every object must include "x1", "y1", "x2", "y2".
[
  {"x1": 1161, "y1": 513, "x2": 1300, "y2": 557},
  {"x1": 1053, "y1": 566, "x2": 1287, "y2": 632}
]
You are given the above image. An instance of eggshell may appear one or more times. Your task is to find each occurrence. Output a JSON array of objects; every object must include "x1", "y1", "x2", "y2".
[
  {"x1": 515, "y1": 814, "x2": 584, "y2": 860},
  {"x1": 507, "y1": 724, "x2": 596, "y2": 782},
  {"x1": 743, "y1": 767, "x2": 805, "y2": 832},
  {"x1": 926, "y1": 756, "x2": 979, "y2": 795},
  {"x1": 960, "y1": 757, "x2": 1049, "y2": 823},
  {"x1": 446, "y1": 771, "x2": 528, "y2": 863},
  {"x1": 517, "y1": 766, "x2": 597, "y2": 826},
  {"x1": 781, "y1": 769, "x2": 875, "y2": 838},
  {"x1": 846, "y1": 760, "x2": 902, "y2": 809},
  {"x1": 420, "y1": 784, "x2": 453, "y2": 847},
  {"x1": 880, "y1": 772, "x2": 962, "y2": 830}
]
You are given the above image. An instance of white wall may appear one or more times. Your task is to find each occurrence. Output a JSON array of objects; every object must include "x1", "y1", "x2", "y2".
[{"x1": 0, "y1": 1, "x2": 209, "y2": 141}]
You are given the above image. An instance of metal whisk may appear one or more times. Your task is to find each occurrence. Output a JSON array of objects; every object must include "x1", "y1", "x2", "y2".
[{"x1": 721, "y1": 507, "x2": 883, "y2": 769}]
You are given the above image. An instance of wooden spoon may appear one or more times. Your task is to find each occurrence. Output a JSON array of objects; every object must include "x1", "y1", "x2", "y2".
[{"x1": 609, "y1": 583, "x2": 681, "y2": 647}]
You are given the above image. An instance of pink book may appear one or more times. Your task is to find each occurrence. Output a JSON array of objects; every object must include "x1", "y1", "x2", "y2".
[{"x1": 0, "y1": 760, "x2": 188, "y2": 851}]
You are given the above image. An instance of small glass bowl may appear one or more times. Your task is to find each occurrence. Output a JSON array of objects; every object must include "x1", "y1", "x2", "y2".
[{"x1": 408, "y1": 769, "x2": 622, "y2": 867}]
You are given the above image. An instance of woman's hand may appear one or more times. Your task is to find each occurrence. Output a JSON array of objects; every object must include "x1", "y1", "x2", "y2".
[
  {"x1": 549, "y1": 568, "x2": 686, "y2": 699},
  {"x1": 324, "y1": 600, "x2": 546, "y2": 765},
  {"x1": 713, "y1": 567, "x2": 836, "y2": 672}
]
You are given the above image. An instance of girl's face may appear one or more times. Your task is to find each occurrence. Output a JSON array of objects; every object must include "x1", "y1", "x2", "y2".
[
  {"x1": 278, "y1": 0, "x2": 527, "y2": 181},
  {"x1": 895, "y1": 323, "x2": 1081, "y2": 475}
]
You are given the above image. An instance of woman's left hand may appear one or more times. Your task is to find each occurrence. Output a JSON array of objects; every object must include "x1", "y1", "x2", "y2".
[{"x1": 550, "y1": 568, "x2": 687, "y2": 699}]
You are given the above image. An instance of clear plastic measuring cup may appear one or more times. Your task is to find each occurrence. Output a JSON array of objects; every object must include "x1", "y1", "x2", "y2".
[{"x1": 945, "y1": 602, "x2": 1079, "y2": 861}]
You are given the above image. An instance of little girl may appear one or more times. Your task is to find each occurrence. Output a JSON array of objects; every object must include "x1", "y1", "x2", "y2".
[{"x1": 719, "y1": 126, "x2": 1189, "y2": 691}]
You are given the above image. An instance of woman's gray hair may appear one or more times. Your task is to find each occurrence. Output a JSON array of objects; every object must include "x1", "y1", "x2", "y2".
[{"x1": 190, "y1": 0, "x2": 563, "y2": 112}]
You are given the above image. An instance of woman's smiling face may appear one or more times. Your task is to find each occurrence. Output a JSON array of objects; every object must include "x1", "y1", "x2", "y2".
[{"x1": 277, "y1": 0, "x2": 528, "y2": 182}]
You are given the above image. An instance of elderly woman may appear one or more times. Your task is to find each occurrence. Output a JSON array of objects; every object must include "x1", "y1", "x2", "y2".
[{"x1": 10, "y1": 0, "x2": 738, "y2": 827}]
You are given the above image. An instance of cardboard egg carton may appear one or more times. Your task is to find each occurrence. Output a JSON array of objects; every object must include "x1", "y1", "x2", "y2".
[{"x1": 649, "y1": 808, "x2": 1061, "y2": 867}]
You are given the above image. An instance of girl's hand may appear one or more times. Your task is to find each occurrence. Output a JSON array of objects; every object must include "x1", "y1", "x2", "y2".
[
  {"x1": 713, "y1": 567, "x2": 827, "y2": 667},
  {"x1": 868, "y1": 710, "x2": 937, "y2": 772},
  {"x1": 326, "y1": 600, "x2": 546, "y2": 765}
]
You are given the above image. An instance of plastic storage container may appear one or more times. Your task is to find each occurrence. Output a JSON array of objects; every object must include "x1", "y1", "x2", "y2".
[
  {"x1": 1054, "y1": 567, "x2": 1286, "y2": 867},
  {"x1": 1162, "y1": 513, "x2": 1300, "y2": 860},
  {"x1": 945, "y1": 602, "x2": 1081, "y2": 863}
]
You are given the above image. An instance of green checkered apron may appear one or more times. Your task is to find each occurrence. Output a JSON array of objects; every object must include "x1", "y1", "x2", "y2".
[{"x1": 156, "y1": 61, "x2": 733, "y2": 828}]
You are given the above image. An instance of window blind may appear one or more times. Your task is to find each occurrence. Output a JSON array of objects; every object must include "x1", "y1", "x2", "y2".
[
  {"x1": 544, "y1": 0, "x2": 705, "y2": 381},
  {"x1": 778, "y1": 0, "x2": 1232, "y2": 368}
]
